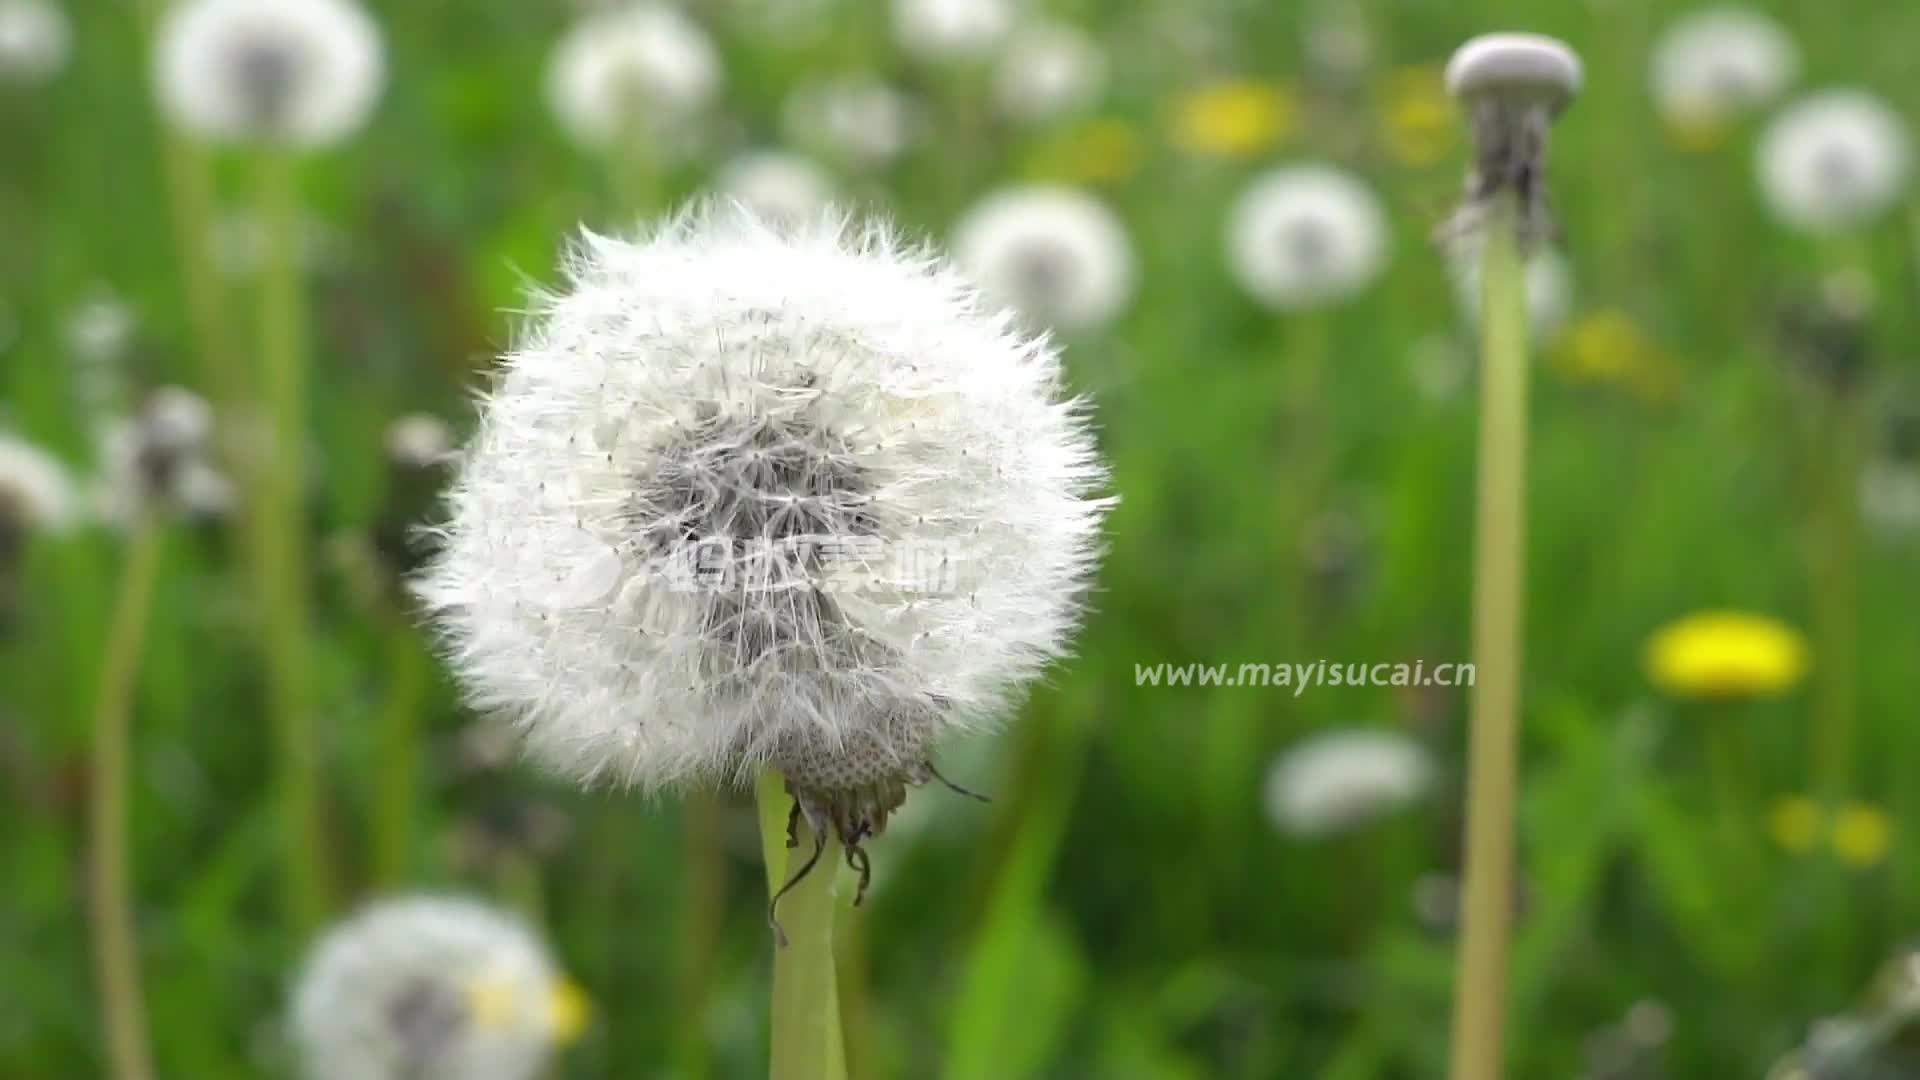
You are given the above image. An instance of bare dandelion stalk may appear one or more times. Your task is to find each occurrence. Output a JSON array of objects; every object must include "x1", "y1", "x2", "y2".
[
  {"x1": 757, "y1": 769, "x2": 848, "y2": 1080},
  {"x1": 372, "y1": 621, "x2": 429, "y2": 885},
  {"x1": 87, "y1": 518, "x2": 164, "y2": 1080},
  {"x1": 1440, "y1": 34, "x2": 1581, "y2": 1080}
]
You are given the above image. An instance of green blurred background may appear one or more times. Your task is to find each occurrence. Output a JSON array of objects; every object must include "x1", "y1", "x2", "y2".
[{"x1": 5, "y1": 0, "x2": 1920, "y2": 1076}]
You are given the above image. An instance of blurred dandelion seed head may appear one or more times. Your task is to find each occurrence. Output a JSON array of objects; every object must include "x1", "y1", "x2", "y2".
[
  {"x1": 1758, "y1": 90, "x2": 1912, "y2": 233},
  {"x1": 1651, "y1": 7, "x2": 1799, "y2": 125},
  {"x1": 783, "y1": 76, "x2": 920, "y2": 171},
  {"x1": 714, "y1": 150, "x2": 838, "y2": 229},
  {"x1": 154, "y1": 0, "x2": 385, "y2": 148},
  {"x1": 416, "y1": 206, "x2": 1110, "y2": 796},
  {"x1": 546, "y1": 3, "x2": 720, "y2": 152},
  {"x1": 993, "y1": 22, "x2": 1106, "y2": 125},
  {"x1": 953, "y1": 186, "x2": 1136, "y2": 333},
  {"x1": 92, "y1": 387, "x2": 232, "y2": 524},
  {"x1": 1645, "y1": 610, "x2": 1809, "y2": 699},
  {"x1": 1264, "y1": 728, "x2": 1433, "y2": 837},
  {"x1": 291, "y1": 896, "x2": 577, "y2": 1080},
  {"x1": 1227, "y1": 165, "x2": 1387, "y2": 310},
  {"x1": 0, "y1": 0, "x2": 68, "y2": 84},
  {"x1": 0, "y1": 433, "x2": 78, "y2": 534},
  {"x1": 385, "y1": 414, "x2": 456, "y2": 472},
  {"x1": 892, "y1": 0, "x2": 1017, "y2": 64}
]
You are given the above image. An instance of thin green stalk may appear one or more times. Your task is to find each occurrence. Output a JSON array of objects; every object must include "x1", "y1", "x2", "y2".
[
  {"x1": 1447, "y1": 195, "x2": 1530, "y2": 1080},
  {"x1": 87, "y1": 519, "x2": 165, "y2": 1080},
  {"x1": 372, "y1": 622, "x2": 429, "y2": 886},
  {"x1": 1809, "y1": 386, "x2": 1862, "y2": 800},
  {"x1": 256, "y1": 151, "x2": 331, "y2": 933},
  {"x1": 755, "y1": 770, "x2": 847, "y2": 1080},
  {"x1": 676, "y1": 793, "x2": 728, "y2": 1080}
]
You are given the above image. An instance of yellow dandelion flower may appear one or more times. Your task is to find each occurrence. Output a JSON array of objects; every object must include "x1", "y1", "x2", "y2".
[
  {"x1": 1664, "y1": 109, "x2": 1736, "y2": 154},
  {"x1": 1171, "y1": 79, "x2": 1297, "y2": 159},
  {"x1": 1552, "y1": 310, "x2": 1684, "y2": 403},
  {"x1": 1645, "y1": 610, "x2": 1810, "y2": 699},
  {"x1": 548, "y1": 977, "x2": 592, "y2": 1043},
  {"x1": 1024, "y1": 118, "x2": 1144, "y2": 186},
  {"x1": 1768, "y1": 795, "x2": 1825, "y2": 855},
  {"x1": 1380, "y1": 66, "x2": 1454, "y2": 168},
  {"x1": 1831, "y1": 803, "x2": 1892, "y2": 868}
]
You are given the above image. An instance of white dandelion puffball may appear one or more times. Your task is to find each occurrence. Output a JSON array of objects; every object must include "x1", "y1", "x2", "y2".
[
  {"x1": 1226, "y1": 165, "x2": 1389, "y2": 310},
  {"x1": 416, "y1": 208, "x2": 1109, "y2": 807},
  {"x1": 92, "y1": 387, "x2": 231, "y2": 524},
  {"x1": 892, "y1": 0, "x2": 1017, "y2": 63},
  {"x1": 0, "y1": 433, "x2": 78, "y2": 532},
  {"x1": 1650, "y1": 7, "x2": 1798, "y2": 121},
  {"x1": 153, "y1": 0, "x2": 385, "y2": 148},
  {"x1": 546, "y1": 3, "x2": 721, "y2": 151},
  {"x1": 783, "y1": 76, "x2": 919, "y2": 170},
  {"x1": 0, "y1": 0, "x2": 68, "y2": 84},
  {"x1": 291, "y1": 896, "x2": 581, "y2": 1080},
  {"x1": 715, "y1": 150, "x2": 838, "y2": 228},
  {"x1": 1757, "y1": 90, "x2": 1913, "y2": 232},
  {"x1": 1451, "y1": 246, "x2": 1574, "y2": 343},
  {"x1": 953, "y1": 186, "x2": 1136, "y2": 333},
  {"x1": 1264, "y1": 728, "x2": 1434, "y2": 837},
  {"x1": 993, "y1": 22, "x2": 1106, "y2": 124}
]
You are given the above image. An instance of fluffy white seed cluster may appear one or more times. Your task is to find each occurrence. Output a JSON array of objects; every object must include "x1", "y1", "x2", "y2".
[
  {"x1": 291, "y1": 896, "x2": 576, "y2": 1080},
  {"x1": 152, "y1": 0, "x2": 385, "y2": 148},
  {"x1": 0, "y1": 432, "x2": 78, "y2": 531},
  {"x1": 417, "y1": 207, "x2": 1110, "y2": 796},
  {"x1": 953, "y1": 186, "x2": 1135, "y2": 334},
  {"x1": 1757, "y1": 90, "x2": 1913, "y2": 232},
  {"x1": 0, "y1": 0, "x2": 68, "y2": 84},
  {"x1": 1649, "y1": 7, "x2": 1799, "y2": 122},
  {"x1": 783, "y1": 75, "x2": 920, "y2": 171},
  {"x1": 715, "y1": 150, "x2": 839, "y2": 228},
  {"x1": 892, "y1": 0, "x2": 1017, "y2": 63},
  {"x1": 1264, "y1": 728, "x2": 1434, "y2": 837},
  {"x1": 545, "y1": 3, "x2": 721, "y2": 152},
  {"x1": 93, "y1": 387, "x2": 234, "y2": 524},
  {"x1": 993, "y1": 22, "x2": 1106, "y2": 124},
  {"x1": 1226, "y1": 164, "x2": 1389, "y2": 310}
]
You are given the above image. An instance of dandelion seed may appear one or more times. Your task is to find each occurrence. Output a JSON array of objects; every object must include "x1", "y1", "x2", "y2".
[
  {"x1": 415, "y1": 207, "x2": 1109, "y2": 866},
  {"x1": 1226, "y1": 164, "x2": 1388, "y2": 310},
  {"x1": 993, "y1": 22, "x2": 1106, "y2": 125},
  {"x1": 953, "y1": 186, "x2": 1136, "y2": 333},
  {"x1": 385, "y1": 413, "x2": 456, "y2": 472},
  {"x1": 291, "y1": 896, "x2": 585, "y2": 1080},
  {"x1": 153, "y1": 0, "x2": 385, "y2": 148},
  {"x1": 1263, "y1": 728, "x2": 1433, "y2": 837},
  {"x1": 891, "y1": 0, "x2": 1016, "y2": 64},
  {"x1": 715, "y1": 150, "x2": 838, "y2": 229},
  {"x1": 546, "y1": 3, "x2": 721, "y2": 154},
  {"x1": 1757, "y1": 90, "x2": 1912, "y2": 233},
  {"x1": 1651, "y1": 8, "x2": 1799, "y2": 128},
  {"x1": 0, "y1": 0, "x2": 68, "y2": 84},
  {"x1": 783, "y1": 76, "x2": 920, "y2": 171},
  {"x1": 1645, "y1": 610, "x2": 1809, "y2": 700}
]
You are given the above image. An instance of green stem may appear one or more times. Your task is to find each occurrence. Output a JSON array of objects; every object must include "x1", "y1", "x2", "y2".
[
  {"x1": 87, "y1": 519, "x2": 165, "y2": 1080},
  {"x1": 1810, "y1": 390, "x2": 1862, "y2": 801},
  {"x1": 756, "y1": 770, "x2": 847, "y2": 1080},
  {"x1": 1447, "y1": 195, "x2": 1530, "y2": 1080},
  {"x1": 676, "y1": 793, "x2": 728, "y2": 1080},
  {"x1": 255, "y1": 151, "x2": 331, "y2": 933},
  {"x1": 372, "y1": 622, "x2": 428, "y2": 886}
]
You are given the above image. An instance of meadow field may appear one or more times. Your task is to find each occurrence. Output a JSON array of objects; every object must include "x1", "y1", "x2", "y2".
[{"x1": 3, "y1": 0, "x2": 1920, "y2": 1077}]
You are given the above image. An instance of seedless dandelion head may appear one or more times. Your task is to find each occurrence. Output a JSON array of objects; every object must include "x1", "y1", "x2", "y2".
[
  {"x1": 153, "y1": 0, "x2": 385, "y2": 148},
  {"x1": 1650, "y1": 7, "x2": 1799, "y2": 123},
  {"x1": 1757, "y1": 90, "x2": 1912, "y2": 233},
  {"x1": 291, "y1": 896, "x2": 582, "y2": 1080},
  {"x1": 1444, "y1": 33, "x2": 1582, "y2": 250},
  {"x1": 1226, "y1": 164, "x2": 1388, "y2": 310},
  {"x1": 0, "y1": 0, "x2": 68, "y2": 84},
  {"x1": 545, "y1": 3, "x2": 721, "y2": 153},
  {"x1": 0, "y1": 432, "x2": 78, "y2": 532},
  {"x1": 993, "y1": 22, "x2": 1107, "y2": 125},
  {"x1": 715, "y1": 150, "x2": 839, "y2": 229},
  {"x1": 1264, "y1": 728, "x2": 1433, "y2": 837},
  {"x1": 953, "y1": 185, "x2": 1136, "y2": 333},
  {"x1": 892, "y1": 0, "x2": 1017, "y2": 63},
  {"x1": 416, "y1": 205, "x2": 1109, "y2": 822}
]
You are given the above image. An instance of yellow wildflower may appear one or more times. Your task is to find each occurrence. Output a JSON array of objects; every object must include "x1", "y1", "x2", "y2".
[
  {"x1": 1380, "y1": 66, "x2": 1454, "y2": 167},
  {"x1": 1024, "y1": 118, "x2": 1145, "y2": 186},
  {"x1": 1664, "y1": 108, "x2": 1736, "y2": 154},
  {"x1": 1171, "y1": 79, "x2": 1297, "y2": 159},
  {"x1": 1831, "y1": 803, "x2": 1893, "y2": 868},
  {"x1": 1552, "y1": 310, "x2": 1683, "y2": 403},
  {"x1": 548, "y1": 977, "x2": 592, "y2": 1042},
  {"x1": 1768, "y1": 795, "x2": 1824, "y2": 855},
  {"x1": 1645, "y1": 611, "x2": 1809, "y2": 699}
]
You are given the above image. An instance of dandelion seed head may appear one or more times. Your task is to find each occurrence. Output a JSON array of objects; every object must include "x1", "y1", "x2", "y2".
[
  {"x1": 546, "y1": 3, "x2": 721, "y2": 152},
  {"x1": 1650, "y1": 7, "x2": 1799, "y2": 122},
  {"x1": 93, "y1": 387, "x2": 231, "y2": 524},
  {"x1": 783, "y1": 76, "x2": 920, "y2": 171},
  {"x1": 153, "y1": 0, "x2": 385, "y2": 148},
  {"x1": 892, "y1": 0, "x2": 1017, "y2": 63},
  {"x1": 0, "y1": 0, "x2": 68, "y2": 84},
  {"x1": 715, "y1": 150, "x2": 839, "y2": 229},
  {"x1": 291, "y1": 896, "x2": 580, "y2": 1080},
  {"x1": 0, "y1": 433, "x2": 78, "y2": 532},
  {"x1": 415, "y1": 206, "x2": 1110, "y2": 799},
  {"x1": 1226, "y1": 164, "x2": 1388, "y2": 310},
  {"x1": 953, "y1": 186, "x2": 1135, "y2": 333},
  {"x1": 1758, "y1": 89, "x2": 1912, "y2": 233},
  {"x1": 993, "y1": 22, "x2": 1106, "y2": 124},
  {"x1": 1264, "y1": 728, "x2": 1433, "y2": 837}
]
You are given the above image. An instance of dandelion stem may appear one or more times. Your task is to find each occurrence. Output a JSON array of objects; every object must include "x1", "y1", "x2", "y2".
[
  {"x1": 87, "y1": 518, "x2": 164, "y2": 1080},
  {"x1": 1809, "y1": 379, "x2": 1862, "y2": 801},
  {"x1": 256, "y1": 150, "x2": 332, "y2": 933},
  {"x1": 755, "y1": 769, "x2": 847, "y2": 1080},
  {"x1": 676, "y1": 792, "x2": 727, "y2": 1080},
  {"x1": 372, "y1": 622, "x2": 429, "y2": 886},
  {"x1": 1448, "y1": 192, "x2": 1530, "y2": 1080}
]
